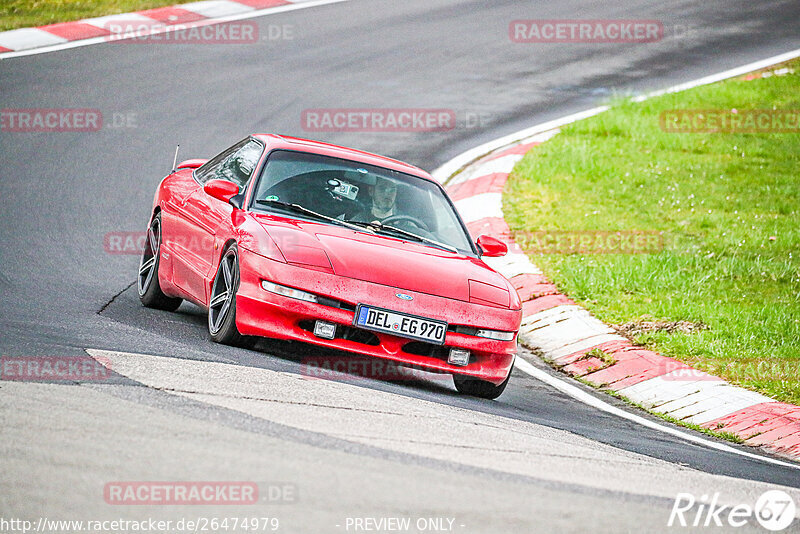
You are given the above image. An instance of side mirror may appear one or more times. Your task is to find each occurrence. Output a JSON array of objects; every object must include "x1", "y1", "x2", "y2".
[
  {"x1": 204, "y1": 179, "x2": 240, "y2": 205},
  {"x1": 176, "y1": 158, "x2": 208, "y2": 170},
  {"x1": 476, "y1": 235, "x2": 508, "y2": 258}
]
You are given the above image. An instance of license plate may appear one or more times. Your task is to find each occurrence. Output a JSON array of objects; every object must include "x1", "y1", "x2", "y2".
[{"x1": 354, "y1": 305, "x2": 447, "y2": 345}]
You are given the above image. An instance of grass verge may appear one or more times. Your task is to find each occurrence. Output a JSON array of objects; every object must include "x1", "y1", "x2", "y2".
[
  {"x1": 0, "y1": 0, "x2": 198, "y2": 32},
  {"x1": 505, "y1": 59, "x2": 800, "y2": 405}
]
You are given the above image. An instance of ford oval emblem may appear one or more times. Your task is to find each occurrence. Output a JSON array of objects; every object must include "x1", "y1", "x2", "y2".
[{"x1": 395, "y1": 293, "x2": 413, "y2": 301}]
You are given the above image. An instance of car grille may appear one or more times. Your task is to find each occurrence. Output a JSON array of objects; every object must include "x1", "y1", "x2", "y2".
[{"x1": 401, "y1": 341, "x2": 450, "y2": 360}]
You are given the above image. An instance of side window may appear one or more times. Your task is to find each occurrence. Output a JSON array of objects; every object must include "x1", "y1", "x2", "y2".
[
  {"x1": 194, "y1": 141, "x2": 244, "y2": 185},
  {"x1": 214, "y1": 140, "x2": 264, "y2": 192}
]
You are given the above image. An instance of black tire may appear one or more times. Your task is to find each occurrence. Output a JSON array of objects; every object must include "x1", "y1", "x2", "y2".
[
  {"x1": 208, "y1": 244, "x2": 254, "y2": 348},
  {"x1": 453, "y1": 370, "x2": 511, "y2": 400},
  {"x1": 138, "y1": 213, "x2": 182, "y2": 311}
]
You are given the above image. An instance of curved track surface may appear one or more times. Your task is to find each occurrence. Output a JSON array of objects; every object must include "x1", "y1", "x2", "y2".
[{"x1": 2, "y1": 1, "x2": 800, "y2": 532}]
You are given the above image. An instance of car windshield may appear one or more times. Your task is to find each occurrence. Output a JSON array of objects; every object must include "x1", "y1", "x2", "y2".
[{"x1": 250, "y1": 150, "x2": 475, "y2": 253}]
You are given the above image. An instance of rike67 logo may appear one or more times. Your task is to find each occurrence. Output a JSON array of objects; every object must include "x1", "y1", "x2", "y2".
[{"x1": 669, "y1": 490, "x2": 797, "y2": 531}]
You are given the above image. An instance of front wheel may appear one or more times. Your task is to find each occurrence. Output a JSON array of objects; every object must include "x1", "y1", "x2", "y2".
[
  {"x1": 138, "y1": 213, "x2": 182, "y2": 311},
  {"x1": 208, "y1": 244, "x2": 253, "y2": 348},
  {"x1": 453, "y1": 371, "x2": 510, "y2": 400}
]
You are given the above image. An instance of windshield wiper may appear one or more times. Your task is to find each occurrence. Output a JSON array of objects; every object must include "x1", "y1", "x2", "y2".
[
  {"x1": 254, "y1": 199, "x2": 364, "y2": 233},
  {"x1": 369, "y1": 222, "x2": 458, "y2": 253},
  {"x1": 256, "y1": 201, "x2": 458, "y2": 253}
]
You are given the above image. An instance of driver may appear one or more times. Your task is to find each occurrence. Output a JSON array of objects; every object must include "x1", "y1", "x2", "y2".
[{"x1": 364, "y1": 177, "x2": 398, "y2": 223}]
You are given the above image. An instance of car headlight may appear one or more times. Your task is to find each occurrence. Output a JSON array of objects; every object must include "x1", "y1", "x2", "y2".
[
  {"x1": 261, "y1": 280, "x2": 318, "y2": 303},
  {"x1": 475, "y1": 329, "x2": 516, "y2": 341}
]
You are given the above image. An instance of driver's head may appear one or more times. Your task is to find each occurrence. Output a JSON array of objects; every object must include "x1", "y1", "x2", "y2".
[{"x1": 372, "y1": 178, "x2": 397, "y2": 211}]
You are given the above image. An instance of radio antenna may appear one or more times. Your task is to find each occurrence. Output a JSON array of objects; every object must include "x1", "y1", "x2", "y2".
[{"x1": 171, "y1": 144, "x2": 180, "y2": 173}]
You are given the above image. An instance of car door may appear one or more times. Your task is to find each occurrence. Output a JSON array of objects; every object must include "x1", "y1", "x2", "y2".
[
  {"x1": 171, "y1": 138, "x2": 264, "y2": 305},
  {"x1": 165, "y1": 142, "x2": 237, "y2": 303}
]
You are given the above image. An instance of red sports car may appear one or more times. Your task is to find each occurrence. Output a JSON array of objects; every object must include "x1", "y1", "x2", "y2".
[{"x1": 138, "y1": 135, "x2": 521, "y2": 398}]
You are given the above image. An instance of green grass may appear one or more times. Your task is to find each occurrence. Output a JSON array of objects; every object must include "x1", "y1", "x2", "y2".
[
  {"x1": 505, "y1": 60, "x2": 800, "y2": 405},
  {"x1": 0, "y1": 0, "x2": 198, "y2": 31}
]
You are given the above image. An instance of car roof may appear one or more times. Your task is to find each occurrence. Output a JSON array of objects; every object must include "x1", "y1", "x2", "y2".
[{"x1": 252, "y1": 134, "x2": 438, "y2": 184}]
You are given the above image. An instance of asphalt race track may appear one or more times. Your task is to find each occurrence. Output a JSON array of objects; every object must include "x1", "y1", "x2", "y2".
[{"x1": 1, "y1": 1, "x2": 800, "y2": 532}]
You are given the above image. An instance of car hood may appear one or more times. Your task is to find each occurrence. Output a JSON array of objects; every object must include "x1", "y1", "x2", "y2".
[{"x1": 252, "y1": 214, "x2": 514, "y2": 307}]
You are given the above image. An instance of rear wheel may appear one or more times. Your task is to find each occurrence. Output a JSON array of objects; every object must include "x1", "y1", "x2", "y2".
[
  {"x1": 208, "y1": 244, "x2": 253, "y2": 348},
  {"x1": 453, "y1": 371, "x2": 510, "y2": 400},
  {"x1": 138, "y1": 213, "x2": 182, "y2": 311}
]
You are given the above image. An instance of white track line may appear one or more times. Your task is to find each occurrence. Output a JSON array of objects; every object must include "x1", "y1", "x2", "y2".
[
  {"x1": 513, "y1": 357, "x2": 800, "y2": 470},
  {"x1": 0, "y1": 0, "x2": 349, "y2": 59}
]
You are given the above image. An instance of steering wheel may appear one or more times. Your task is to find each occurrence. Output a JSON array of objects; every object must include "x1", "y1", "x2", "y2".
[{"x1": 381, "y1": 214, "x2": 430, "y2": 231}]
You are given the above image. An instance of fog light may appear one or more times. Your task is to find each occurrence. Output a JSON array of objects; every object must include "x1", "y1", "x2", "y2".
[
  {"x1": 313, "y1": 320, "x2": 336, "y2": 340},
  {"x1": 448, "y1": 348, "x2": 470, "y2": 366}
]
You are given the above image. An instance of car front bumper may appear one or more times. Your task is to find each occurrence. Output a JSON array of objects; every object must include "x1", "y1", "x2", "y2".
[{"x1": 234, "y1": 247, "x2": 520, "y2": 385}]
